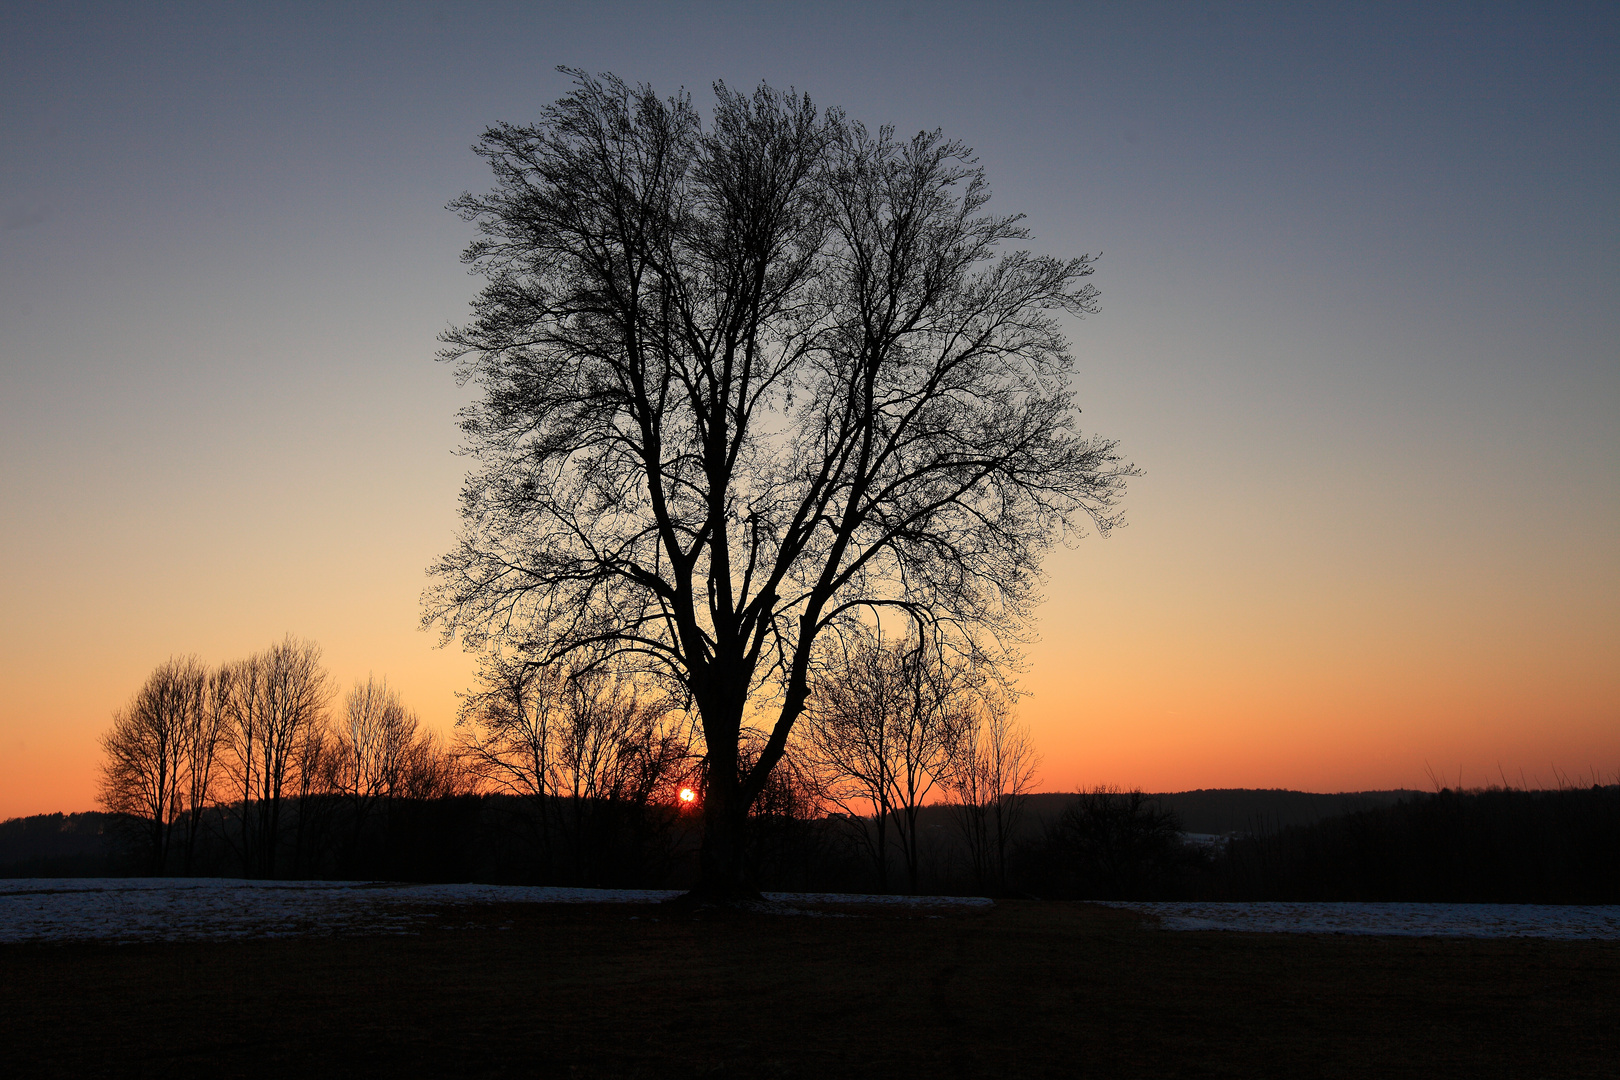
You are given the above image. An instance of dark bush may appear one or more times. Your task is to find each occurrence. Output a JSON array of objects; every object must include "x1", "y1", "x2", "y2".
[{"x1": 1036, "y1": 787, "x2": 1204, "y2": 899}]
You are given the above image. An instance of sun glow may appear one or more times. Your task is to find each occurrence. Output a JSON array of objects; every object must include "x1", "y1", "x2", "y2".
[{"x1": 678, "y1": 787, "x2": 697, "y2": 805}]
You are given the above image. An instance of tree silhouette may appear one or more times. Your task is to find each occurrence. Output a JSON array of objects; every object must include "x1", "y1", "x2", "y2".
[
  {"x1": 804, "y1": 624, "x2": 972, "y2": 893},
  {"x1": 332, "y1": 675, "x2": 418, "y2": 856},
  {"x1": 426, "y1": 70, "x2": 1133, "y2": 899},
  {"x1": 217, "y1": 637, "x2": 331, "y2": 877},
  {"x1": 458, "y1": 654, "x2": 690, "y2": 884},
  {"x1": 944, "y1": 696, "x2": 1039, "y2": 894},
  {"x1": 98, "y1": 656, "x2": 208, "y2": 873}
]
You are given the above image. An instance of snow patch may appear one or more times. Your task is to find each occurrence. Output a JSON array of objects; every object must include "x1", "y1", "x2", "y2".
[
  {"x1": 0, "y1": 879, "x2": 989, "y2": 944},
  {"x1": 1104, "y1": 900, "x2": 1620, "y2": 940}
]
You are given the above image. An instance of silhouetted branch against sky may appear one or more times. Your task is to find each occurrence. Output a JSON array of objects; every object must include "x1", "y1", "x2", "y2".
[{"x1": 422, "y1": 70, "x2": 1135, "y2": 894}]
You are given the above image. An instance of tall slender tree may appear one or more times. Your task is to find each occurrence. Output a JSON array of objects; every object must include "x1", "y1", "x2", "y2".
[
  {"x1": 804, "y1": 624, "x2": 971, "y2": 893},
  {"x1": 217, "y1": 637, "x2": 331, "y2": 877},
  {"x1": 944, "y1": 695, "x2": 1040, "y2": 893},
  {"x1": 98, "y1": 656, "x2": 207, "y2": 874},
  {"x1": 176, "y1": 663, "x2": 228, "y2": 874},
  {"x1": 218, "y1": 652, "x2": 265, "y2": 876},
  {"x1": 426, "y1": 70, "x2": 1133, "y2": 899},
  {"x1": 333, "y1": 676, "x2": 417, "y2": 842}
]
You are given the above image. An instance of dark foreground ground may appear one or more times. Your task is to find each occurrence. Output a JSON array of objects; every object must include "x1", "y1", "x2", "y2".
[{"x1": 3, "y1": 900, "x2": 1616, "y2": 1079}]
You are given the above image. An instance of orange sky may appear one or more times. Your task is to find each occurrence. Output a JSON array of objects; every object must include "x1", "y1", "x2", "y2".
[
  {"x1": 2, "y1": 5, "x2": 1615, "y2": 819},
  {"x1": 2, "y1": 422, "x2": 1612, "y2": 819}
]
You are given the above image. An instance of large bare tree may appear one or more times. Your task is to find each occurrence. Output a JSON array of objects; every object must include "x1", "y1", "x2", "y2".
[{"x1": 426, "y1": 71, "x2": 1133, "y2": 898}]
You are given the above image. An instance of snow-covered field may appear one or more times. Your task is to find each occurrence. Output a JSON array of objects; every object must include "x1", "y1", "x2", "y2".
[
  {"x1": 0, "y1": 879, "x2": 991, "y2": 944},
  {"x1": 1107, "y1": 901, "x2": 1620, "y2": 940},
  {"x1": 5, "y1": 880, "x2": 1615, "y2": 944}
]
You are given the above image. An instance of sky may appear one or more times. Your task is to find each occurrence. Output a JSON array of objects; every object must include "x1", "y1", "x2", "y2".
[{"x1": 1, "y1": 1, "x2": 1615, "y2": 818}]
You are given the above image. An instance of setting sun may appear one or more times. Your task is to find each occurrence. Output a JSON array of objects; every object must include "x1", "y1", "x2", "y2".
[{"x1": 679, "y1": 787, "x2": 697, "y2": 805}]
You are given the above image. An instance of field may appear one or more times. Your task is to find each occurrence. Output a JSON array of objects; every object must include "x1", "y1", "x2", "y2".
[{"x1": 4, "y1": 895, "x2": 1617, "y2": 1078}]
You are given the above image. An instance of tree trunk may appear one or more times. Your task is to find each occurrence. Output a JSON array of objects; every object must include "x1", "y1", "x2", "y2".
[
  {"x1": 901, "y1": 805, "x2": 922, "y2": 895},
  {"x1": 239, "y1": 752, "x2": 254, "y2": 879},
  {"x1": 682, "y1": 683, "x2": 764, "y2": 903},
  {"x1": 873, "y1": 809, "x2": 890, "y2": 893},
  {"x1": 182, "y1": 809, "x2": 200, "y2": 877},
  {"x1": 693, "y1": 775, "x2": 757, "y2": 901},
  {"x1": 148, "y1": 812, "x2": 166, "y2": 876}
]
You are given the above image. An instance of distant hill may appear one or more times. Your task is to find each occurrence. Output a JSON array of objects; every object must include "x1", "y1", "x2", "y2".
[
  {"x1": 0, "y1": 812, "x2": 126, "y2": 877},
  {"x1": 1154, "y1": 788, "x2": 1427, "y2": 834},
  {"x1": 0, "y1": 789, "x2": 1431, "y2": 880},
  {"x1": 1019, "y1": 789, "x2": 1427, "y2": 835}
]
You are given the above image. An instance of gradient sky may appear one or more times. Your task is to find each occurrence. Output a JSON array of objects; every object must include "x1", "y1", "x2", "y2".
[{"x1": 2, "y1": 1, "x2": 1615, "y2": 818}]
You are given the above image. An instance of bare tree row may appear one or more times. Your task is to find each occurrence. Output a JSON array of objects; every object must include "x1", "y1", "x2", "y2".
[
  {"x1": 452, "y1": 626, "x2": 1039, "y2": 893},
  {"x1": 99, "y1": 637, "x2": 463, "y2": 877},
  {"x1": 101, "y1": 631, "x2": 1039, "y2": 889},
  {"x1": 456, "y1": 653, "x2": 694, "y2": 884}
]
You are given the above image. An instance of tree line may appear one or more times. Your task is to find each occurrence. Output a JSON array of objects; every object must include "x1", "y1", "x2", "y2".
[
  {"x1": 99, "y1": 637, "x2": 461, "y2": 878},
  {"x1": 92, "y1": 647, "x2": 1620, "y2": 903},
  {"x1": 98, "y1": 630, "x2": 1042, "y2": 891}
]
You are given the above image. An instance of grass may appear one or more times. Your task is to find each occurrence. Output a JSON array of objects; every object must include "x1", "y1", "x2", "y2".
[{"x1": 2, "y1": 900, "x2": 1616, "y2": 1078}]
